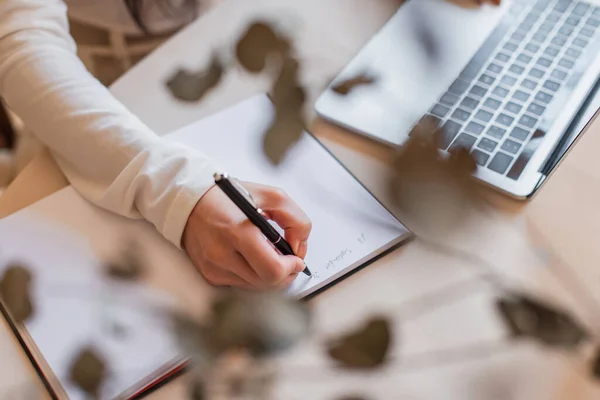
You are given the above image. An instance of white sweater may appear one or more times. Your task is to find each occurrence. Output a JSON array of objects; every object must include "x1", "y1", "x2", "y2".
[{"x1": 0, "y1": 0, "x2": 219, "y2": 248}]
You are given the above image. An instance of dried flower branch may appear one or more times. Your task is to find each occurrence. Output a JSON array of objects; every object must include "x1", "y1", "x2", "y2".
[{"x1": 0, "y1": 263, "x2": 34, "y2": 323}]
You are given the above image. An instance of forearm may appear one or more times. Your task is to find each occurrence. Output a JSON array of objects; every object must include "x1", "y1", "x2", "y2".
[{"x1": 0, "y1": 0, "x2": 218, "y2": 247}]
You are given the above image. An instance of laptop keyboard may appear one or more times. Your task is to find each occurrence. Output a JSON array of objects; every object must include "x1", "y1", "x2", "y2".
[{"x1": 420, "y1": 0, "x2": 600, "y2": 180}]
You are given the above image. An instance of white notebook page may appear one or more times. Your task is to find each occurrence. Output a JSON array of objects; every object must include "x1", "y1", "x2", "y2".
[{"x1": 0, "y1": 94, "x2": 409, "y2": 399}]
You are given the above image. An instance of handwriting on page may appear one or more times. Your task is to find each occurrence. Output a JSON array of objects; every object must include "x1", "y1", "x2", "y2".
[{"x1": 323, "y1": 234, "x2": 367, "y2": 271}]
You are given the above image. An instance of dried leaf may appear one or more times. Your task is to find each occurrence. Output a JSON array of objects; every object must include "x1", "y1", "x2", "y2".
[
  {"x1": 387, "y1": 117, "x2": 482, "y2": 236},
  {"x1": 591, "y1": 347, "x2": 600, "y2": 379},
  {"x1": 0, "y1": 264, "x2": 34, "y2": 323},
  {"x1": 496, "y1": 293, "x2": 588, "y2": 349},
  {"x1": 105, "y1": 244, "x2": 145, "y2": 281},
  {"x1": 68, "y1": 346, "x2": 108, "y2": 398},
  {"x1": 166, "y1": 56, "x2": 223, "y2": 102},
  {"x1": 235, "y1": 21, "x2": 290, "y2": 73},
  {"x1": 189, "y1": 379, "x2": 206, "y2": 400},
  {"x1": 210, "y1": 291, "x2": 311, "y2": 357},
  {"x1": 331, "y1": 74, "x2": 377, "y2": 95},
  {"x1": 264, "y1": 57, "x2": 307, "y2": 164},
  {"x1": 327, "y1": 317, "x2": 391, "y2": 369},
  {"x1": 337, "y1": 396, "x2": 369, "y2": 400},
  {"x1": 171, "y1": 312, "x2": 214, "y2": 368}
]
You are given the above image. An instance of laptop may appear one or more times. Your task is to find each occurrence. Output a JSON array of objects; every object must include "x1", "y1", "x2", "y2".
[{"x1": 315, "y1": 0, "x2": 600, "y2": 199}]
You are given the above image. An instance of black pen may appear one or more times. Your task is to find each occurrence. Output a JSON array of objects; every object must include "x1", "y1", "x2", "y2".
[{"x1": 213, "y1": 173, "x2": 312, "y2": 277}]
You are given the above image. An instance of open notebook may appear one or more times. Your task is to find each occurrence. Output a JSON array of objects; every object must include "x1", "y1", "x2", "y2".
[{"x1": 0, "y1": 94, "x2": 410, "y2": 399}]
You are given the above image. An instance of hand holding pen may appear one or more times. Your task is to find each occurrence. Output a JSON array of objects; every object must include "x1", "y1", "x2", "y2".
[
  {"x1": 214, "y1": 173, "x2": 312, "y2": 277},
  {"x1": 182, "y1": 175, "x2": 312, "y2": 290}
]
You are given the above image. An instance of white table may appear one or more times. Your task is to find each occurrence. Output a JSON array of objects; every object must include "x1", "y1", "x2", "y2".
[{"x1": 1, "y1": 0, "x2": 600, "y2": 398}]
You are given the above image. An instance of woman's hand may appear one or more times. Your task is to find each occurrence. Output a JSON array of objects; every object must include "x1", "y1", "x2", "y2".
[{"x1": 182, "y1": 182, "x2": 312, "y2": 290}]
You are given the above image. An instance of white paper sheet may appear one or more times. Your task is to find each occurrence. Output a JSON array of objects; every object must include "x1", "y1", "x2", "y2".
[{"x1": 0, "y1": 94, "x2": 409, "y2": 399}]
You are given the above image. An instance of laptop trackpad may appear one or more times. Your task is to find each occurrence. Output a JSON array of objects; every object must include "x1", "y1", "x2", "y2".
[{"x1": 315, "y1": 0, "x2": 510, "y2": 146}]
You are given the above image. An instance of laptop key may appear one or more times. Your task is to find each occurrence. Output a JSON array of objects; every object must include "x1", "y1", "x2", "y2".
[
  {"x1": 559, "y1": 26, "x2": 574, "y2": 36},
  {"x1": 492, "y1": 86, "x2": 509, "y2": 98},
  {"x1": 478, "y1": 137, "x2": 498, "y2": 152},
  {"x1": 472, "y1": 150, "x2": 490, "y2": 166},
  {"x1": 535, "y1": 91, "x2": 554, "y2": 103},
  {"x1": 461, "y1": 96, "x2": 479, "y2": 110},
  {"x1": 565, "y1": 47, "x2": 582, "y2": 59},
  {"x1": 431, "y1": 104, "x2": 450, "y2": 118},
  {"x1": 501, "y1": 75, "x2": 518, "y2": 87},
  {"x1": 559, "y1": 58, "x2": 575, "y2": 69},
  {"x1": 525, "y1": 43, "x2": 540, "y2": 53},
  {"x1": 528, "y1": 102, "x2": 546, "y2": 115},
  {"x1": 505, "y1": 102, "x2": 522, "y2": 114},
  {"x1": 532, "y1": 32, "x2": 547, "y2": 42},
  {"x1": 565, "y1": 16, "x2": 582, "y2": 26},
  {"x1": 451, "y1": 108, "x2": 471, "y2": 122},
  {"x1": 449, "y1": 79, "x2": 470, "y2": 95},
  {"x1": 450, "y1": 133, "x2": 477, "y2": 151},
  {"x1": 440, "y1": 92, "x2": 459, "y2": 106},
  {"x1": 544, "y1": 46, "x2": 560, "y2": 57},
  {"x1": 573, "y1": 3, "x2": 589, "y2": 16},
  {"x1": 538, "y1": 22, "x2": 554, "y2": 33},
  {"x1": 487, "y1": 125, "x2": 507, "y2": 139},
  {"x1": 572, "y1": 37, "x2": 588, "y2": 48},
  {"x1": 479, "y1": 74, "x2": 495, "y2": 86},
  {"x1": 585, "y1": 17, "x2": 600, "y2": 27},
  {"x1": 551, "y1": 36, "x2": 568, "y2": 47},
  {"x1": 537, "y1": 57, "x2": 553, "y2": 68},
  {"x1": 503, "y1": 42, "x2": 518, "y2": 52},
  {"x1": 501, "y1": 139, "x2": 521, "y2": 154},
  {"x1": 513, "y1": 90, "x2": 530, "y2": 103},
  {"x1": 509, "y1": 64, "x2": 525, "y2": 74},
  {"x1": 511, "y1": 31, "x2": 526, "y2": 42},
  {"x1": 484, "y1": 97, "x2": 502, "y2": 110},
  {"x1": 517, "y1": 54, "x2": 532, "y2": 64},
  {"x1": 522, "y1": 79, "x2": 538, "y2": 91},
  {"x1": 488, "y1": 152, "x2": 514, "y2": 174},
  {"x1": 554, "y1": 0, "x2": 571, "y2": 12},
  {"x1": 487, "y1": 63, "x2": 504, "y2": 74},
  {"x1": 496, "y1": 113, "x2": 515, "y2": 127},
  {"x1": 529, "y1": 68, "x2": 545, "y2": 79},
  {"x1": 440, "y1": 121, "x2": 463, "y2": 149},
  {"x1": 475, "y1": 109, "x2": 494, "y2": 123},
  {"x1": 510, "y1": 126, "x2": 530, "y2": 140},
  {"x1": 519, "y1": 115, "x2": 538, "y2": 128},
  {"x1": 543, "y1": 80, "x2": 561, "y2": 92},
  {"x1": 580, "y1": 27, "x2": 594, "y2": 37},
  {"x1": 495, "y1": 53, "x2": 511, "y2": 63},
  {"x1": 546, "y1": 12, "x2": 561, "y2": 23},
  {"x1": 470, "y1": 85, "x2": 487, "y2": 98},
  {"x1": 465, "y1": 121, "x2": 485, "y2": 135}
]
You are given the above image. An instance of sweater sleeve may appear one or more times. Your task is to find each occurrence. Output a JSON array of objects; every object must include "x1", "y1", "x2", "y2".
[{"x1": 0, "y1": 0, "x2": 219, "y2": 248}]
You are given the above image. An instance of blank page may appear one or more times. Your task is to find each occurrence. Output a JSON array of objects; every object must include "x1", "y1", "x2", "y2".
[{"x1": 0, "y1": 94, "x2": 409, "y2": 399}]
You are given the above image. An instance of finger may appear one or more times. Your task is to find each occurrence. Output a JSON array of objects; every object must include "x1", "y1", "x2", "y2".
[
  {"x1": 222, "y1": 251, "x2": 266, "y2": 288},
  {"x1": 235, "y1": 223, "x2": 305, "y2": 286},
  {"x1": 276, "y1": 272, "x2": 299, "y2": 291},
  {"x1": 201, "y1": 262, "x2": 257, "y2": 290},
  {"x1": 252, "y1": 186, "x2": 312, "y2": 254}
]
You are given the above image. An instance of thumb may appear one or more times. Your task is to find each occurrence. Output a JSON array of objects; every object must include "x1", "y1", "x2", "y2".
[{"x1": 282, "y1": 255, "x2": 306, "y2": 275}]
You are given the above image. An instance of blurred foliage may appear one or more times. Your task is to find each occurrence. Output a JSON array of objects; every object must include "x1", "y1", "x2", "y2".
[
  {"x1": 166, "y1": 56, "x2": 224, "y2": 102},
  {"x1": 327, "y1": 317, "x2": 391, "y2": 369},
  {"x1": 68, "y1": 346, "x2": 108, "y2": 399},
  {"x1": 105, "y1": 241, "x2": 146, "y2": 281},
  {"x1": 0, "y1": 264, "x2": 34, "y2": 323},
  {"x1": 331, "y1": 74, "x2": 377, "y2": 96},
  {"x1": 496, "y1": 293, "x2": 589, "y2": 350}
]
